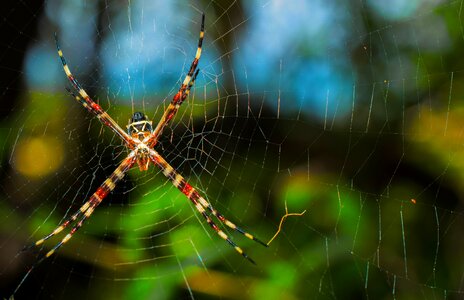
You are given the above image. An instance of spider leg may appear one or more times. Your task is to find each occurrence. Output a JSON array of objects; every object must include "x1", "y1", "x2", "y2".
[
  {"x1": 55, "y1": 34, "x2": 136, "y2": 149},
  {"x1": 145, "y1": 68, "x2": 200, "y2": 148},
  {"x1": 14, "y1": 207, "x2": 96, "y2": 297},
  {"x1": 145, "y1": 13, "x2": 204, "y2": 147},
  {"x1": 13, "y1": 153, "x2": 136, "y2": 297},
  {"x1": 178, "y1": 68, "x2": 200, "y2": 107},
  {"x1": 149, "y1": 148, "x2": 264, "y2": 264},
  {"x1": 22, "y1": 200, "x2": 88, "y2": 251},
  {"x1": 24, "y1": 151, "x2": 136, "y2": 255},
  {"x1": 194, "y1": 198, "x2": 268, "y2": 247},
  {"x1": 43, "y1": 203, "x2": 96, "y2": 258},
  {"x1": 65, "y1": 87, "x2": 87, "y2": 108}
]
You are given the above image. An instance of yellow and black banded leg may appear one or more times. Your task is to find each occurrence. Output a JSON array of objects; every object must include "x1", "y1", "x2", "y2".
[
  {"x1": 149, "y1": 149, "x2": 260, "y2": 264},
  {"x1": 147, "y1": 13, "x2": 204, "y2": 146},
  {"x1": 174, "y1": 12, "x2": 204, "y2": 103},
  {"x1": 13, "y1": 154, "x2": 136, "y2": 296},
  {"x1": 22, "y1": 198, "x2": 93, "y2": 252},
  {"x1": 12, "y1": 202, "x2": 100, "y2": 297},
  {"x1": 194, "y1": 195, "x2": 268, "y2": 247},
  {"x1": 24, "y1": 153, "x2": 135, "y2": 255},
  {"x1": 145, "y1": 69, "x2": 200, "y2": 148},
  {"x1": 43, "y1": 204, "x2": 96, "y2": 258},
  {"x1": 54, "y1": 33, "x2": 135, "y2": 148},
  {"x1": 178, "y1": 68, "x2": 199, "y2": 106},
  {"x1": 65, "y1": 87, "x2": 100, "y2": 117},
  {"x1": 54, "y1": 33, "x2": 100, "y2": 112},
  {"x1": 195, "y1": 203, "x2": 257, "y2": 265},
  {"x1": 148, "y1": 148, "x2": 267, "y2": 246}
]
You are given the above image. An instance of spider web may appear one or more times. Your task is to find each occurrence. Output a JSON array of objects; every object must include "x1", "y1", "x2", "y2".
[{"x1": 1, "y1": 0, "x2": 464, "y2": 299}]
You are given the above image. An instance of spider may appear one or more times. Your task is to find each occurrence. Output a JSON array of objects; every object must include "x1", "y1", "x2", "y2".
[{"x1": 23, "y1": 13, "x2": 267, "y2": 271}]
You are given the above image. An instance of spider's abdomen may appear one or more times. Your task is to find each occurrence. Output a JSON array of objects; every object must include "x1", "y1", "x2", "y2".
[{"x1": 127, "y1": 112, "x2": 153, "y2": 140}]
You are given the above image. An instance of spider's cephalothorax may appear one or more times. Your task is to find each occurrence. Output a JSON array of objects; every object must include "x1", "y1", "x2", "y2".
[
  {"x1": 127, "y1": 112, "x2": 153, "y2": 171},
  {"x1": 127, "y1": 112, "x2": 153, "y2": 141}
]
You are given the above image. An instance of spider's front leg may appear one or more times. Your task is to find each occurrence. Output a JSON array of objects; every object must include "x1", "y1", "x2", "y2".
[
  {"x1": 55, "y1": 34, "x2": 136, "y2": 149},
  {"x1": 148, "y1": 148, "x2": 267, "y2": 264},
  {"x1": 144, "y1": 13, "x2": 204, "y2": 148}
]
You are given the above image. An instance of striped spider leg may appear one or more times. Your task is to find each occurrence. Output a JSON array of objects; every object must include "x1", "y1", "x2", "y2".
[
  {"x1": 15, "y1": 153, "x2": 136, "y2": 295},
  {"x1": 54, "y1": 34, "x2": 137, "y2": 149},
  {"x1": 21, "y1": 36, "x2": 138, "y2": 257},
  {"x1": 149, "y1": 149, "x2": 268, "y2": 264},
  {"x1": 144, "y1": 13, "x2": 204, "y2": 148},
  {"x1": 143, "y1": 13, "x2": 268, "y2": 261}
]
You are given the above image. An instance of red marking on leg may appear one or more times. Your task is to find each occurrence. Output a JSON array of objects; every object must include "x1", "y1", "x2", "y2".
[
  {"x1": 90, "y1": 102, "x2": 102, "y2": 112},
  {"x1": 172, "y1": 92, "x2": 181, "y2": 104},
  {"x1": 95, "y1": 187, "x2": 109, "y2": 200},
  {"x1": 166, "y1": 111, "x2": 176, "y2": 122},
  {"x1": 151, "y1": 154, "x2": 161, "y2": 164},
  {"x1": 182, "y1": 183, "x2": 193, "y2": 196}
]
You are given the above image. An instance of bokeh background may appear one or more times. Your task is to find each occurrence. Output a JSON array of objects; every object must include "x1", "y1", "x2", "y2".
[{"x1": 1, "y1": 0, "x2": 464, "y2": 299}]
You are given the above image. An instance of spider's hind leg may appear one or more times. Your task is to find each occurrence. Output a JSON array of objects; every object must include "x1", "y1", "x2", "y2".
[
  {"x1": 22, "y1": 197, "x2": 95, "y2": 252},
  {"x1": 149, "y1": 149, "x2": 264, "y2": 264}
]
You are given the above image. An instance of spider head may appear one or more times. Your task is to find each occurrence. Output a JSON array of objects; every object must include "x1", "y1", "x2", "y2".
[{"x1": 127, "y1": 112, "x2": 153, "y2": 140}]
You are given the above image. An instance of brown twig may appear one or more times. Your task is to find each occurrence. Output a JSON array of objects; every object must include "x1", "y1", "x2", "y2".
[{"x1": 267, "y1": 201, "x2": 306, "y2": 245}]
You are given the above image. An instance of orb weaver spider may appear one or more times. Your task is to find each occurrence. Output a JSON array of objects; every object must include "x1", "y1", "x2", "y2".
[{"x1": 21, "y1": 13, "x2": 267, "y2": 281}]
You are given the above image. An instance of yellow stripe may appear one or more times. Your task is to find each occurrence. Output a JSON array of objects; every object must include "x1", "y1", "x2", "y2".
[
  {"x1": 173, "y1": 174, "x2": 183, "y2": 187},
  {"x1": 85, "y1": 206, "x2": 95, "y2": 217},
  {"x1": 63, "y1": 64, "x2": 71, "y2": 76},
  {"x1": 52, "y1": 226, "x2": 65, "y2": 235},
  {"x1": 218, "y1": 230, "x2": 228, "y2": 240},
  {"x1": 58, "y1": 50, "x2": 63, "y2": 56},
  {"x1": 62, "y1": 233, "x2": 72, "y2": 244},
  {"x1": 35, "y1": 239, "x2": 45, "y2": 246},
  {"x1": 200, "y1": 32, "x2": 204, "y2": 38},
  {"x1": 198, "y1": 197, "x2": 209, "y2": 208},
  {"x1": 104, "y1": 178, "x2": 116, "y2": 190},
  {"x1": 101, "y1": 112, "x2": 115, "y2": 121},
  {"x1": 225, "y1": 220, "x2": 237, "y2": 229},
  {"x1": 195, "y1": 48, "x2": 202, "y2": 59},
  {"x1": 234, "y1": 246, "x2": 243, "y2": 254},
  {"x1": 162, "y1": 165, "x2": 174, "y2": 177},
  {"x1": 114, "y1": 167, "x2": 124, "y2": 180},
  {"x1": 245, "y1": 233, "x2": 254, "y2": 240},
  {"x1": 195, "y1": 203, "x2": 205, "y2": 213},
  {"x1": 80, "y1": 202, "x2": 91, "y2": 212},
  {"x1": 182, "y1": 75, "x2": 192, "y2": 86},
  {"x1": 78, "y1": 88, "x2": 89, "y2": 99},
  {"x1": 46, "y1": 249, "x2": 55, "y2": 257}
]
